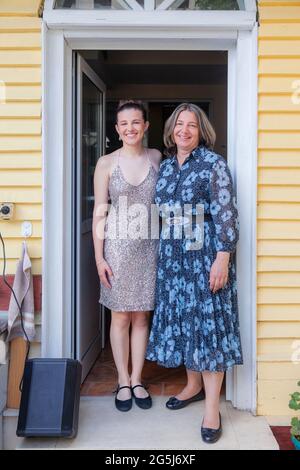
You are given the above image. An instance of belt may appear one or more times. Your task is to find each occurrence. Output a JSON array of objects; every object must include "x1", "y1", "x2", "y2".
[
  {"x1": 160, "y1": 213, "x2": 212, "y2": 226},
  {"x1": 204, "y1": 213, "x2": 213, "y2": 222}
]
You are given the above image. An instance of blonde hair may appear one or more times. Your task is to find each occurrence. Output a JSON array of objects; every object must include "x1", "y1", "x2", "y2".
[{"x1": 164, "y1": 103, "x2": 216, "y2": 156}]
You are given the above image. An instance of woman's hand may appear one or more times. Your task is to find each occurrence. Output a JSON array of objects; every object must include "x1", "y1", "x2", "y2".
[
  {"x1": 209, "y1": 252, "x2": 230, "y2": 293},
  {"x1": 97, "y1": 259, "x2": 113, "y2": 289}
]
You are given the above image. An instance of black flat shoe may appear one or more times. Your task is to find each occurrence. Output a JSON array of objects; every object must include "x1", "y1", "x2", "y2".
[
  {"x1": 131, "y1": 384, "x2": 152, "y2": 410},
  {"x1": 166, "y1": 389, "x2": 205, "y2": 410},
  {"x1": 114, "y1": 385, "x2": 132, "y2": 412},
  {"x1": 201, "y1": 413, "x2": 222, "y2": 444}
]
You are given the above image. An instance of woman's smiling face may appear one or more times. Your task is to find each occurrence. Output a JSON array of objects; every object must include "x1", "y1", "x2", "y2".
[
  {"x1": 116, "y1": 108, "x2": 149, "y2": 146},
  {"x1": 173, "y1": 110, "x2": 200, "y2": 154}
]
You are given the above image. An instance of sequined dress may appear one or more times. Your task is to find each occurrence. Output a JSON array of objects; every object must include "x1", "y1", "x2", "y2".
[{"x1": 99, "y1": 151, "x2": 159, "y2": 312}]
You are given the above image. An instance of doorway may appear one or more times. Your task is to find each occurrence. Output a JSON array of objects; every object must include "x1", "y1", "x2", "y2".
[
  {"x1": 42, "y1": 22, "x2": 257, "y2": 412},
  {"x1": 75, "y1": 50, "x2": 228, "y2": 388}
]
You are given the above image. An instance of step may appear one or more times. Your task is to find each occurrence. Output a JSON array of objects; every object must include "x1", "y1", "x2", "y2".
[
  {"x1": 15, "y1": 396, "x2": 279, "y2": 450},
  {"x1": 3, "y1": 408, "x2": 20, "y2": 450}
]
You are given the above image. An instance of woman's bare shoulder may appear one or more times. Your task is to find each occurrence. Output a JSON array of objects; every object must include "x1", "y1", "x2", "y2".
[
  {"x1": 148, "y1": 148, "x2": 162, "y2": 169},
  {"x1": 94, "y1": 151, "x2": 118, "y2": 175}
]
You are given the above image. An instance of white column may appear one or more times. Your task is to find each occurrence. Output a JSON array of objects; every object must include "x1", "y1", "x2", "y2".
[
  {"x1": 42, "y1": 25, "x2": 73, "y2": 358},
  {"x1": 231, "y1": 25, "x2": 258, "y2": 413}
]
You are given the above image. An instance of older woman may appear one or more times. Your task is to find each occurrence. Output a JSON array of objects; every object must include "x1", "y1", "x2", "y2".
[{"x1": 146, "y1": 103, "x2": 243, "y2": 443}]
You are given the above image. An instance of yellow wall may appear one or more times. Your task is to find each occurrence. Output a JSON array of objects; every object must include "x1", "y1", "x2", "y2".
[
  {"x1": 0, "y1": 0, "x2": 42, "y2": 275},
  {"x1": 257, "y1": 0, "x2": 300, "y2": 415}
]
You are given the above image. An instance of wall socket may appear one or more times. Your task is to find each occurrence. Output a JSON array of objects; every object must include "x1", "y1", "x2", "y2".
[
  {"x1": 21, "y1": 221, "x2": 32, "y2": 238},
  {"x1": 0, "y1": 203, "x2": 14, "y2": 220}
]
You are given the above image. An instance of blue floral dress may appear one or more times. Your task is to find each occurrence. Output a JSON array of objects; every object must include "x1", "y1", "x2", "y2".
[{"x1": 146, "y1": 145, "x2": 243, "y2": 372}]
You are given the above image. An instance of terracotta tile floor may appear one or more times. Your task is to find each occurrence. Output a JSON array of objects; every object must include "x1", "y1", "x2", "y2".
[{"x1": 80, "y1": 343, "x2": 188, "y2": 397}]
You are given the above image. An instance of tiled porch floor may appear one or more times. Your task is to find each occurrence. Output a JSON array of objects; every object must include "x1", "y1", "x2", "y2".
[{"x1": 81, "y1": 343, "x2": 219, "y2": 397}]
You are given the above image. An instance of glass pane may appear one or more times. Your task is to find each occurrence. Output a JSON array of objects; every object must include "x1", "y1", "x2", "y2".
[
  {"x1": 155, "y1": 0, "x2": 244, "y2": 9},
  {"x1": 81, "y1": 74, "x2": 103, "y2": 222},
  {"x1": 55, "y1": 0, "x2": 244, "y2": 9},
  {"x1": 55, "y1": 0, "x2": 124, "y2": 9}
]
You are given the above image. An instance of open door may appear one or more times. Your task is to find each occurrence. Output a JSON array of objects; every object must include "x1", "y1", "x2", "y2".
[{"x1": 75, "y1": 54, "x2": 106, "y2": 382}]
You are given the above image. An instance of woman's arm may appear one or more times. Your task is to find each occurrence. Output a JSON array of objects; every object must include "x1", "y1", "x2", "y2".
[
  {"x1": 208, "y1": 157, "x2": 239, "y2": 293},
  {"x1": 92, "y1": 155, "x2": 113, "y2": 288}
]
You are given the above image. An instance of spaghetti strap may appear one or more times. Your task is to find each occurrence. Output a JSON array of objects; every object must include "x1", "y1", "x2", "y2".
[
  {"x1": 145, "y1": 149, "x2": 154, "y2": 171},
  {"x1": 109, "y1": 150, "x2": 120, "y2": 178}
]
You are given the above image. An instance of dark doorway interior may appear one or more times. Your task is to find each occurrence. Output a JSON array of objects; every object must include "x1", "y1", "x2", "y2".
[{"x1": 78, "y1": 49, "x2": 228, "y2": 395}]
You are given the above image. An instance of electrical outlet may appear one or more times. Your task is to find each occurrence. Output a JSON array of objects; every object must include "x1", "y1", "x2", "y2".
[
  {"x1": 0, "y1": 203, "x2": 14, "y2": 220},
  {"x1": 21, "y1": 221, "x2": 32, "y2": 238}
]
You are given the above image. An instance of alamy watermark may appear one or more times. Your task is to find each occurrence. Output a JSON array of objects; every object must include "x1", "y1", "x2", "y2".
[
  {"x1": 291, "y1": 80, "x2": 300, "y2": 105},
  {"x1": 94, "y1": 198, "x2": 205, "y2": 251},
  {"x1": 0, "y1": 81, "x2": 6, "y2": 104},
  {"x1": 291, "y1": 340, "x2": 300, "y2": 364}
]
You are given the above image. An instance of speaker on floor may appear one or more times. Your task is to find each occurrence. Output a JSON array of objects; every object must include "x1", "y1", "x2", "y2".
[{"x1": 16, "y1": 358, "x2": 82, "y2": 438}]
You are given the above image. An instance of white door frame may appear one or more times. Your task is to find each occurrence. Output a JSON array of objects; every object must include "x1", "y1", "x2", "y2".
[
  {"x1": 42, "y1": 7, "x2": 258, "y2": 413},
  {"x1": 75, "y1": 55, "x2": 106, "y2": 380}
]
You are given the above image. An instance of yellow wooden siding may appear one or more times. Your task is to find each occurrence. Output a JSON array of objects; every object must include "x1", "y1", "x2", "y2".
[
  {"x1": 0, "y1": 1, "x2": 42, "y2": 17},
  {"x1": 258, "y1": 240, "x2": 300, "y2": 256},
  {"x1": 258, "y1": 337, "x2": 300, "y2": 356},
  {"x1": 257, "y1": 1, "x2": 300, "y2": 416},
  {"x1": 0, "y1": 1, "x2": 42, "y2": 275}
]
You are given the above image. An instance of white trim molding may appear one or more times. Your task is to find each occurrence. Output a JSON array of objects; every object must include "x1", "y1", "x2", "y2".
[
  {"x1": 225, "y1": 24, "x2": 258, "y2": 413},
  {"x1": 244, "y1": 0, "x2": 257, "y2": 11},
  {"x1": 42, "y1": 22, "x2": 73, "y2": 357},
  {"x1": 43, "y1": 10, "x2": 256, "y2": 31},
  {"x1": 42, "y1": 15, "x2": 258, "y2": 412}
]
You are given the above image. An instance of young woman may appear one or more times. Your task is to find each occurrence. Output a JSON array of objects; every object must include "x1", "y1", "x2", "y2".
[
  {"x1": 146, "y1": 103, "x2": 243, "y2": 443},
  {"x1": 92, "y1": 100, "x2": 161, "y2": 412}
]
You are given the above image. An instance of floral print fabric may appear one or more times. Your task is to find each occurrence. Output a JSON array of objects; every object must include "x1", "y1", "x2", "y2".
[{"x1": 146, "y1": 145, "x2": 243, "y2": 372}]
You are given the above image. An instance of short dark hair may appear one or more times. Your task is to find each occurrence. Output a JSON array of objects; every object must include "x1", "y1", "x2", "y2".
[{"x1": 116, "y1": 100, "x2": 148, "y2": 123}]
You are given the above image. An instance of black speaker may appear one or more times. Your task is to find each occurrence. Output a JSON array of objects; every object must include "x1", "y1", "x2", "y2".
[{"x1": 16, "y1": 358, "x2": 82, "y2": 438}]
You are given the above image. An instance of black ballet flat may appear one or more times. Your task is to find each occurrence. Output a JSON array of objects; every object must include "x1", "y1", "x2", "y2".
[
  {"x1": 201, "y1": 413, "x2": 222, "y2": 444},
  {"x1": 131, "y1": 384, "x2": 152, "y2": 410},
  {"x1": 114, "y1": 385, "x2": 132, "y2": 412},
  {"x1": 166, "y1": 388, "x2": 205, "y2": 410}
]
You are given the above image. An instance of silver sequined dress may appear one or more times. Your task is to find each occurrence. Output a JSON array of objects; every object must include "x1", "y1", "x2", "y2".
[{"x1": 99, "y1": 152, "x2": 159, "y2": 312}]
